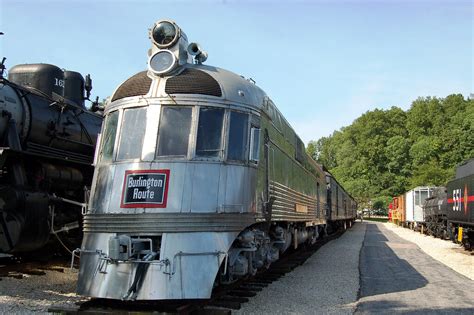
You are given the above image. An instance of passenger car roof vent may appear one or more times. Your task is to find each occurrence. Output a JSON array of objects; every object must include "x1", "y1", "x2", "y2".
[
  {"x1": 111, "y1": 71, "x2": 152, "y2": 102},
  {"x1": 165, "y1": 68, "x2": 222, "y2": 97}
]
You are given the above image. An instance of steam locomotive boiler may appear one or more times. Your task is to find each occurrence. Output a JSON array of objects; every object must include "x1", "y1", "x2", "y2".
[
  {"x1": 76, "y1": 19, "x2": 356, "y2": 300},
  {"x1": 0, "y1": 63, "x2": 102, "y2": 253}
]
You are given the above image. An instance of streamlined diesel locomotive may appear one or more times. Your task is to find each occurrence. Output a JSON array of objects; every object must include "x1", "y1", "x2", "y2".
[
  {"x1": 0, "y1": 62, "x2": 102, "y2": 253},
  {"x1": 76, "y1": 19, "x2": 356, "y2": 300}
]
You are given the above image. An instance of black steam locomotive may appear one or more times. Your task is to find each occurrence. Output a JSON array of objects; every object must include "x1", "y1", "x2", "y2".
[
  {"x1": 423, "y1": 158, "x2": 474, "y2": 249},
  {"x1": 0, "y1": 62, "x2": 102, "y2": 253},
  {"x1": 446, "y1": 158, "x2": 474, "y2": 249}
]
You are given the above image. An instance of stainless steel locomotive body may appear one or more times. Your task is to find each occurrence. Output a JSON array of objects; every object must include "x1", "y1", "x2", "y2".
[
  {"x1": 79, "y1": 66, "x2": 262, "y2": 299},
  {"x1": 77, "y1": 19, "x2": 354, "y2": 300}
]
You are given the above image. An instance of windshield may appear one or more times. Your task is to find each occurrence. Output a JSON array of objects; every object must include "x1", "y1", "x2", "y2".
[
  {"x1": 99, "y1": 110, "x2": 119, "y2": 163},
  {"x1": 196, "y1": 107, "x2": 225, "y2": 158},
  {"x1": 156, "y1": 106, "x2": 192, "y2": 157},
  {"x1": 117, "y1": 107, "x2": 147, "y2": 161}
]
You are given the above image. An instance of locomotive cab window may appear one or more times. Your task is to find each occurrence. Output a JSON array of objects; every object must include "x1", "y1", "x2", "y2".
[
  {"x1": 99, "y1": 110, "x2": 119, "y2": 163},
  {"x1": 196, "y1": 107, "x2": 225, "y2": 158},
  {"x1": 227, "y1": 112, "x2": 249, "y2": 161},
  {"x1": 117, "y1": 107, "x2": 147, "y2": 161},
  {"x1": 156, "y1": 106, "x2": 192, "y2": 157}
]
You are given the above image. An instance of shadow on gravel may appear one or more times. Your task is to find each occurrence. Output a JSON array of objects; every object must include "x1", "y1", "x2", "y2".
[
  {"x1": 359, "y1": 223, "x2": 428, "y2": 297},
  {"x1": 356, "y1": 299, "x2": 474, "y2": 314}
]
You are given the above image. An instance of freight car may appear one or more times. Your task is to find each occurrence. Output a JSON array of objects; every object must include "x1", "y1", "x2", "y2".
[
  {"x1": 391, "y1": 186, "x2": 438, "y2": 229},
  {"x1": 75, "y1": 19, "x2": 356, "y2": 301},
  {"x1": 405, "y1": 186, "x2": 439, "y2": 228},
  {"x1": 392, "y1": 194, "x2": 405, "y2": 226},
  {"x1": 0, "y1": 62, "x2": 102, "y2": 253}
]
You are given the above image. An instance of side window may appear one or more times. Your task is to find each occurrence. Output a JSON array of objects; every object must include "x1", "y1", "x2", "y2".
[
  {"x1": 156, "y1": 106, "x2": 192, "y2": 157},
  {"x1": 415, "y1": 191, "x2": 420, "y2": 206},
  {"x1": 249, "y1": 127, "x2": 260, "y2": 163},
  {"x1": 316, "y1": 182, "x2": 320, "y2": 216},
  {"x1": 99, "y1": 110, "x2": 119, "y2": 163},
  {"x1": 295, "y1": 136, "x2": 305, "y2": 163},
  {"x1": 419, "y1": 189, "x2": 428, "y2": 205},
  {"x1": 196, "y1": 107, "x2": 225, "y2": 157},
  {"x1": 117, "y1": 107, "x2": 147, "y2": 161},
  {"x1": 227, "y1": 112, "x2": 249, "y2": 161}
]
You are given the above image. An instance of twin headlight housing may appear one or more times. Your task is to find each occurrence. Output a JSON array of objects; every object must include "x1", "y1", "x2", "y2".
[
  {"x1": 148, "y1": 19, "x2": 206, "y2": 75},
  {"x1": 151, "y1": 20, "x2": 180, "y2": 49},
  {"x1": 148, "y1": 20, "x2": 180, "y2": 75}
]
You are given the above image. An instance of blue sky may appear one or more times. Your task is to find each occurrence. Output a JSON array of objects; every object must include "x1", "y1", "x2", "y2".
[{"x1": 1, "y1": 0, "x2": 472, "y2": 144}]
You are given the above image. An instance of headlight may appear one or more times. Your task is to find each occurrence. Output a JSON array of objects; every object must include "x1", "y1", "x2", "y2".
[
  {"x1": 151, "y1": 21, "x2": 179, "y2": 48},
  {"x1": 148, "y1": 50, "x2": 177, "y2": 74}
]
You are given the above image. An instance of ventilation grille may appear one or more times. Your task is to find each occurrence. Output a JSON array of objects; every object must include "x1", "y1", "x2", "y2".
[
  {"x1": 111, "y1": 71, "x2": 152, "y2": 102},
  {"x1": 165, "y1": 68, "x2": 222, "y2": 97}
]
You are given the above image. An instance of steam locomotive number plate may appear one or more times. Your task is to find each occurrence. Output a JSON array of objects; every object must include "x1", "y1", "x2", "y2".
[{"x1": 120, "y1": 170, "x2": 170, "y2": 208}]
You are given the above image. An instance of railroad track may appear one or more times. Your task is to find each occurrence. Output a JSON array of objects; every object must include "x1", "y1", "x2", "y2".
[{"x1": 47, "y1": 227, "x2": 347, "y2": 314}]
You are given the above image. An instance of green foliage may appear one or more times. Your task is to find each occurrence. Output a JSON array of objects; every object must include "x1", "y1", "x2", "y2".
[
  {"x1": 307, "y1": 94, "x2": 473, "y2": 208},
  {"x1": 372, "y1": 196, "x2": 393, "y2": 214},
  {"x1": 410, "y1": 160, "x2": 454, "y2": 187}
]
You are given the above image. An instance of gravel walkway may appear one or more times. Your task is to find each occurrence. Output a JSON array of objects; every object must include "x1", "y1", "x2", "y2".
[{"x1": 235, "y1": 222, "x2": 365, "y2": 314}]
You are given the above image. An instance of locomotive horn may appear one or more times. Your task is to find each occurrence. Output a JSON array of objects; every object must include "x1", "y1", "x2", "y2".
[
  {"x1": 187, "y1": 42, "x2": 208, "y2": 64},
  {"x1": 187, "y1": 42, "x2": 201, "y2": 56}
]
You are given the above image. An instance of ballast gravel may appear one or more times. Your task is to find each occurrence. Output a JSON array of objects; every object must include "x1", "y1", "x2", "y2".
[
  {"x1": 235, "y1": 222, "x2": 366, "y2": 315},
  {"x1": 0, "y1": 266, "x2": 86, "y2": 314}
]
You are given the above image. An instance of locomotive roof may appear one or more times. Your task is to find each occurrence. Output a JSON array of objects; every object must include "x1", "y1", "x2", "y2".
[
  {"x1": 455, "y1": 158, "x2": 474, "y2": 179},
  {"x1": 110, "y1": 64, "x2": 268, "y2": 112}
]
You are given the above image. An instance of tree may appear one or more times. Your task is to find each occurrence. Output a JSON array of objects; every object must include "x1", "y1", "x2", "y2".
[
  {"x1": 372, "y1": 195, "x2": 392, "y2": 215},
  {"x1": 307, "y1": 94, "x2": 473, "y2": 206}
]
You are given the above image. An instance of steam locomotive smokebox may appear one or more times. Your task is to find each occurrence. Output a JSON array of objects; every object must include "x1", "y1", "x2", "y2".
[
  {"x1": 8, "y1": 63, "x2": 64, "y2": 98},
  {"x1": 64, "y1": 71, "x2": 85, "y2": 108}
]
